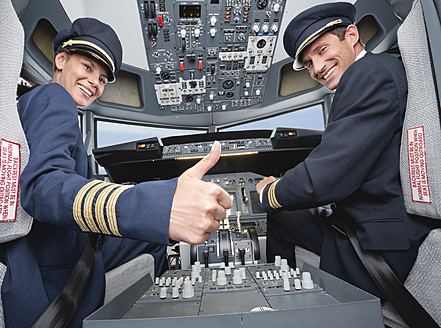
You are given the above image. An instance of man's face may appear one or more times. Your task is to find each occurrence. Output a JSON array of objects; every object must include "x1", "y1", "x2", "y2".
[
  {"x1": 301, "y1": 27, "x2": 359, "y2": 90},
  {"x1": 54, "y1": 52, "x2": 109, "y2": 107}
]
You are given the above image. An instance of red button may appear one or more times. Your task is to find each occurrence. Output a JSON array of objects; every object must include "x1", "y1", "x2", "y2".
[
  {"x1": 180, "y1": 61, "x2": 184, "y2": 71},
  {"x1": 198, "y1": 59, "x2": 203, "y2": 70},
  {"x1": 158, "y1": 14, "x2": 163, "y2": 26}
]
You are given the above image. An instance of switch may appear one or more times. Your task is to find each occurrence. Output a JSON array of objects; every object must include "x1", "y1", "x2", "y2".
[
  {"x1": 182, "y1": 278, "x2": 194, "y2": 298},
  {"x1": 172, "y1": 286, "x2": 179, "y2": 298},
  {"x1": 179, "y1": 61, "x2": 184, "y2": 71},
  {"x1": 160, "y1": 286, "x2": 167, "y2": 299},
  {"x1": 182, "y1": 37, "x2": 186, "y2": 51},
  {"x1": 198, "y1": 59, "x2": 203, "y2": 70},
  {"x1": 280, "y1": 259, "x2": 289, "y2": 272},
  {"x1": 210, "y1": 16, "x2": 217, "y2": 26},
  {"x1": 223, "y1": 249, "x2": 229, "y2": 266},
  {"x1": 210, "y1": 27, "x2": 216, "y2": 37},
  {"x1": 233, "y1": 269, "x2": 243, "y2": 285},
  {"x1": 275, "y1": 255, "x2": 281, "y2": 267},
  {"x1": 302, "y1": 272, "x2": 314, "y2": 289},
  {"x1": 144, "y1": 1, "x2": 150, "y2": 18},
  {"x1": 217, "y1": 270, "x2": 227, "y2": 286},
  {"x1": 150, "y1": 1, "x2": 156, "y2": 18},
  {"x1": 194, "y1": 28, "x2": 200, "y2": 38},
  {"x1": 158, "y1": 14, "x2": 163, "y2": 26},
  {"x1": 239, "y1": 248, "x2": 246, "y2": 265}
]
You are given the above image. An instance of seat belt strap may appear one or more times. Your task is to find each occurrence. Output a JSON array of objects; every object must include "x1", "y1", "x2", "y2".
[
  {"x1": 344, "y1": 221, "x2": 438, "y2": 328},
  {"x1": 32, "y1": 234, "x2": 99, "y2": 328}
]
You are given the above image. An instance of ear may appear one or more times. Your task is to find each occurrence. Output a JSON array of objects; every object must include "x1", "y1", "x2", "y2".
[
  {"x1": 54, "y1": 51, "x2": 68, "y2": 70},
  {"x1": 345, "y1": 25, "x2": 360, "y2": 47}
]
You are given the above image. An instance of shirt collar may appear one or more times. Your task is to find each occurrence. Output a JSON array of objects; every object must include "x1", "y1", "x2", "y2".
[{"x1": 355, "y1": 49, "x2": 367, "y2": 61}]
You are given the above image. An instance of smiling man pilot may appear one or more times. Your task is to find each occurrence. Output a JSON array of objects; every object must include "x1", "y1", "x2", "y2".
[{"x1": 256, "y1": 1, "x2": 436, "y2": 303}]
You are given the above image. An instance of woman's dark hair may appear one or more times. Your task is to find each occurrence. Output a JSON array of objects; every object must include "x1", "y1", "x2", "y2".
[{"x1": 16, "y1": 80, "x2": 38, "y2": 100}]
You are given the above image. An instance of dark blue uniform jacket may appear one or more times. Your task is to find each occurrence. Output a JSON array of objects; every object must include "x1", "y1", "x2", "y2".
[
  {"x1": 1, "y1": 83, "x2": 176, "y2": 327},
  {"x1": 261, "y1": 52, "x2": 435, "y2": 295}
]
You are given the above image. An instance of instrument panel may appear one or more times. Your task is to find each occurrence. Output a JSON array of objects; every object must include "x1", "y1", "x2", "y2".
[{"x1": 137, "y1": 0, "x2": 285, "y2": 113}]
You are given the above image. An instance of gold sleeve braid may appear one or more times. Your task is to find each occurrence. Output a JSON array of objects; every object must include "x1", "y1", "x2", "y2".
[
  {"x1": 73, "y1": 180, "x2": 134, "y2": 236},
  {"x1": 268, "y1": 179, "x2": 282, "y2": 209}
]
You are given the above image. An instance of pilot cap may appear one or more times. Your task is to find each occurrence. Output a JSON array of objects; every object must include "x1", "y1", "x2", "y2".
[
  {"x1": 283, "y1": 2, "x2": 356, "y2": 70},
  {"x1": 52, "y1": 17, "x2": 122, "y2": 82}
]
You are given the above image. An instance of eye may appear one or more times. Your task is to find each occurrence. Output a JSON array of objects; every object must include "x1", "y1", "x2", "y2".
[
  {"x1": 319, "y1": 46, "x2": 327, "y2": 54},
  {"x1": 99, "y1": 77, "x2": 108, "y2": 85},
  {"x1": 83, "y1": 63, "x2": 91, "y2": 71}
]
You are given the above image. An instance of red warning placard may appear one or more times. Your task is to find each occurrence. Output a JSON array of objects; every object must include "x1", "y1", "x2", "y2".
[
  {"x1": 407, "y1": 127, "x2": 431, "y2": 203},
  {"x1": 0, "y1": 139, "x2": 21, "y2": 221}
]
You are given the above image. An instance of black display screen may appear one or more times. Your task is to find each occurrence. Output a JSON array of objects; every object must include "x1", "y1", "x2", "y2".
[
  {"x1": 250, "y1": 191, "x2": 266, "y2": 214},
  {"x1": 179, "y1": 5, "x2": 201, "y2": 18}
]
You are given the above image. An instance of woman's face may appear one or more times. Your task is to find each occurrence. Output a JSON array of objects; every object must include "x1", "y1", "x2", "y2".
[{"x1": 53, "y1": 51, "x2": 109, "y2": 107}]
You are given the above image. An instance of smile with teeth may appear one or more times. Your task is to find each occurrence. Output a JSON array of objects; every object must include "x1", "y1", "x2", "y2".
[
  {"x1": 323, "y1": 66, "x2": 336, "y2": 80},
  {"x1": 78, "y1": 84, "x2": 93, "y2": 97}
]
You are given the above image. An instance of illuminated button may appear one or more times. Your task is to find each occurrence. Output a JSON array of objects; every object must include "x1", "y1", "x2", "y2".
[
  {"x1": 199, "y1": 59, "x2": 203, "y2": 70},
  {"x1": 180, "y1": 61, "x2": 184, "y2": 71}
]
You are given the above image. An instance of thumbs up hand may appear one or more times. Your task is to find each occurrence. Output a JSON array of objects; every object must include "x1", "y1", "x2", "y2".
[{"x1": 168, "y1": 141, "x2": 232, "y2": 244}]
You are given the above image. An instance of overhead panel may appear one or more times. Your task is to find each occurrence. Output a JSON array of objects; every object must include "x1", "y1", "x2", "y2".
[{"x1": 137, "y1": 0, "x2": 285, "y2": 115}]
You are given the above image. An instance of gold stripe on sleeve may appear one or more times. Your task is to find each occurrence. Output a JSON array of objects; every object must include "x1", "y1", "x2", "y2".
[
  {"x1": 83, "y1": 181, "x2": 112, "y2": 233},
  {"x1": 268, "y1": 180, "x2": 282, "y2": 209},
  {"x1": 73, "y1": 180, "x2": 102, "y2": 232},
  {"x1": 94, "y1": 184, "x2": 120, "y2": 235},
  {"x1": 106, "y1": 185, "x2": 134, "y2": 237}
]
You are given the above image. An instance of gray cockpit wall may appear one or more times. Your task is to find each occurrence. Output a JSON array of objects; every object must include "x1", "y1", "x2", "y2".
[{"x1": 18, "y1": 0, "x2": 399, "y2": 131}]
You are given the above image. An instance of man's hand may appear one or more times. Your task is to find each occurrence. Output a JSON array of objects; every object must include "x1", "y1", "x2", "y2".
[
  {"x1": 256, "y1": 176, "x2": 276, "y2": 194},
  {"x1": 169, "y1": 141, "x2": 232, "y2": 244}
]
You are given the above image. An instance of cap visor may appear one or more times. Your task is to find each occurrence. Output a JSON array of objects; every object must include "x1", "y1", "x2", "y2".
[{"x1": 293, "y1": 58, "x2": 306, "y2": 71}]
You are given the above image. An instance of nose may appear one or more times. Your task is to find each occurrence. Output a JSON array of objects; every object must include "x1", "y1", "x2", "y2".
[
  {"x1": 312, "y1": 58, "x2": 326, "y2": 78},
  {"x1": 88, "y1": 72, "x2": 100, "y2": 88}
]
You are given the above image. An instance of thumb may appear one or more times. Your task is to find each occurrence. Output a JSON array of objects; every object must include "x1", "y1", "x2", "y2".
[{"x1": 185, "y1": 140, "x2": 221, "y2": 180}]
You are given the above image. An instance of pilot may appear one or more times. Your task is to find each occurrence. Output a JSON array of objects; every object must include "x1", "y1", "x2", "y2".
[
  {"x1": 3, "y1": 17, "x2": 231, "y2": 327},
  {"x1": 257, "y1": 2, "x2": 437, "y2": 303}
]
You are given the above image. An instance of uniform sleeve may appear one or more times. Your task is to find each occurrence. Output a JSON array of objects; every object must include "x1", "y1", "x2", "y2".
[
  {"x1": 261, "y1": 57, "x2": 404, "y2": 212},
  {"x1": 19, "y1": 84, "x2": 174, "y2": 245}
]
